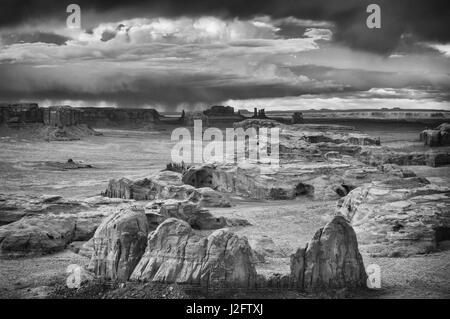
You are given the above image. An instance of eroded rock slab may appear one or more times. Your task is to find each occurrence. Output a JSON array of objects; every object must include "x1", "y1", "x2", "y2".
[
  {"x1": 130, "y1": 218, "x2": 257, "y2": 289},
  {"x1": 339, "y1": 177, "x2": 450, "y2": 257},
  {"x1": 420, "y1": 123, "x2": 450, "y2": 147},
  {"x1": 0, "y1": 215, "x2": 76, "y2": 257},
  {"x1": 292, "y1": 216, "x2": 367, "y2": 291},
  {"x1": 145, "y1": 199, "x2": 248, "y2": 230},
  {"x1": 88, "y1": 208, "x2": 149, "y2": 281},
  {"x1": 103, "y1": 171, "x2": 231, "y2": 207}
]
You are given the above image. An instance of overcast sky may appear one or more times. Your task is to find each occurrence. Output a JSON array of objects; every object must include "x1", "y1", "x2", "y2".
[{"x1": 0, "y1": 0, "x2": 449, "y2": 111}]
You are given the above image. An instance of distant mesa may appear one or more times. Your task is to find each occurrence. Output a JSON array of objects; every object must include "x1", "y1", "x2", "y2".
[
  {"x1": 0, "y1": 103, "x2": 162, "y2": 140},
  {"x1": 181, "y1": 105, "x2": 302, "y2": 127}
]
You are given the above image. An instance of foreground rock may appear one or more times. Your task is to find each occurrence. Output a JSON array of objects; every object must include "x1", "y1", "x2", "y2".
[
  {"x1": 291, "y1": 216, "x2": 367, "y2": 291},
  {"x1": 339, "y1": 177, "x2": 450, "y2": 257},
  {"x1": 89, "y1": 209, "x2": 149, "y2": 281},
  {"x1": 130, "y1": 218, "x2": 257, "y2": 289},
  {"x1": 0, "y1": 194, "x2": 132, "y2": 257},
  {"x1": 78, "y1": 213, "x2": 367, "y2": 292},
  {"x1": 0, "y1": 215, "x2": 77, "y2": 257},
  {"x1": 0, "y1": 211, "x2": 108, "y2": 258},
  {"x1": 0, "y1": 194, "x2": 87, "y2": 226}
]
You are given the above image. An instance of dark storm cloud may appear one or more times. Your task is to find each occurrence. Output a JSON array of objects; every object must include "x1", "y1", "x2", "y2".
[
  {"x1": 1, "y1": 0, "x2": 449, "y2": 53},
  {"x1": 0, "y1": 63, "x2": 346, "y2": 108}
]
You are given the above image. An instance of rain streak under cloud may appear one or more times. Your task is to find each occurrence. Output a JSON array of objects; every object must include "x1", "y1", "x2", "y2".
[{"x1": 0, "y1": 0, "x2": 449, "y2": 111}]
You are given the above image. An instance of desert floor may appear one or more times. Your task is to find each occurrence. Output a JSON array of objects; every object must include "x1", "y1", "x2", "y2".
[{"x1": 0, "y1": 122, "x2": 449, "y2": 299}]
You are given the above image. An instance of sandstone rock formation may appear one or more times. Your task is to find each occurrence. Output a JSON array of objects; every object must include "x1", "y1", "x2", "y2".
[
  {"x1": 89, "y1": 209, "x2": 149, "y2": 281},
  {"x1": 290, "y1": 216, "x2": 367, "y2": 291},
  {"x1": 0, "y1": 210, "x2": 109, "y2": 258},
  {"x1": 0, "y1": 194, "x2": 131, "y2": 257},
  {"x1": 0, "y1": 215, "x2": 77, "y2": 257},
  {"x1": 102, "y1": 171, "x2": 196, "y2": 201},
  {"x1": 39, "y1": 124, "x2": 101, "y2": 141},
  {"x1": 358, "y1": 146, "x2": 450, "y2": 167},
  {"x1": 103, "y1": 171, "x2": 231, "y2": 207},
  {"x1": 339, "y1": 177, "x2": 450, "y2": 257},
  {"x1": 0, "y1": 103, "x2": 42, "y2": 124},
  {"x1": 79, "y1": 213, "x2": 366, "y2": 292},
  {"x1": 181, "y1": 162, "x2": 404, "y2": 201},
  {"x1": 79, "y1": 107, "x2": 160, "y2": 128},
  {"x1": 420, "y1": 123, "x2": 450, "y2": 147},
  {"x1": 144, "y1": 199, "x2": 246, "y2": 230},
  {"x1": 249, "y1": 235, "x2": 289, "y2": 263},
  {"x1": 130, "y1": 218, "x2": 258, "y2": 289},
  {"x1": 43, "y1": 159, "x2": 94, "y2": 171}
]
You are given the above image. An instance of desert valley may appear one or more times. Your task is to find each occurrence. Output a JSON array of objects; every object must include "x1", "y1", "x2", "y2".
[{"x1": 0, "y1": 103, "x2": 449, "y2": 299}]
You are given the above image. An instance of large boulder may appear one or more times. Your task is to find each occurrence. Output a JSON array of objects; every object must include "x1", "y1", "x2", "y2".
[
  {"x1": 0, "y1": 209, "x2": 108, "y2": 258},
  {"x1": 420, "y1": 123, "x2": 450, "y2": 147},
  {"x1": 145, "y1": 199, "x2": 246, "y2": 230},
  {"x1": 130, "y1": 218, "x2": 257, "y2": 289},
  {"x1": 0, "y1": 215, "x2": 76, "y2": 257},
  {"x1": 290, "y1": 216, "x2": 367, "y2": 291},
  {"x1": 102, "y1": 171, "x2": 195, "y2": 201},
  {"x1": 88, "y1": 209, "x2": 149, "y2": 281},
  {"x1": 339, "y1": 177, "x2": 450, "y2": 257},
  {"x1": 358, "y1": 147, "x2": 450, "y2": 167},
  {"x1": 0, "y1": 193, "x2": 89, "y2": 226}
]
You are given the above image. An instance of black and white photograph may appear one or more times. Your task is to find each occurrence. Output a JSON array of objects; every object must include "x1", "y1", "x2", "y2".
[{"x1": 0, "y1": 0, "x2": 449, "y2": 304}]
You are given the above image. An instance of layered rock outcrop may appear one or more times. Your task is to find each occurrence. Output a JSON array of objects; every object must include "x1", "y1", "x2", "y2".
[
  {"x1": 180, "y1": 162, "x2": 411, "y2": 201},
  {"x1": 130, "y1": 218, "x2": 258, "y2": 289},
  {"x1": 102, "y1": 171, "x2": 231, "y2": 207},
  {"x1": 79, "y1": 107, "x2": 160, "y2": 128},
  {"x1": 339, "y1": 177, "x2": 450, "y2": 257},
  {"x1": 0, "y1": 103, "x2": 42, "y2": 124},
  {"x1": 0, "y1": 211, "x2": 107, "y2": 258},
  {"x1": 88, "y1": 209, "x2": 149, "y2": 281},
  {"x1": 0, "y1": 194, "x2": 132, "y2": 257},
  {"x1": 420, "y1": 123, "x2": 450, "y2": 147},
  {"x1": 86, "y1": 209, "x2": 366, "y2": 291},
  {"x1": 145, "y1": 199, "x2": 248, "y2": 231},
  {"x1": 290, "y1": 216, "x2": 367, "y2": 291}
]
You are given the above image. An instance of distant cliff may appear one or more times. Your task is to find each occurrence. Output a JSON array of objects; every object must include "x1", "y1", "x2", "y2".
[
  {"x1": 79, "y1": 107, "x2": 160, "y2": 127},
  {"x1": 0, "y1": 104, "x2": 160, "y2": 128}
]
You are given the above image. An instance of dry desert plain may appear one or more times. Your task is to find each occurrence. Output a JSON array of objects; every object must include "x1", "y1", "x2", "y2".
[{"x1": 0, "y1": 121, "x2": 449, "y2": 299}]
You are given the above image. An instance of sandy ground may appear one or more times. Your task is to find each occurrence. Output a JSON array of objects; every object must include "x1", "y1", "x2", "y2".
[{"x1": 0, "y1": 124, "x2": 449, "y2": 299}]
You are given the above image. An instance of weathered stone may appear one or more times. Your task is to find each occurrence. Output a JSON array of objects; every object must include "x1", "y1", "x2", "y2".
[
  {"x1": 145, "y1": 199, "x2": 239, "y2": 230},
  {"x1": 0, "y1": 215, "x2": 77, "y2": 257},
  {"x1": 103, "y1": 171, "x2": 231, "y2": 207},
  {"x1": 0, "y1": 208, "x2": 109, "y2": 258},
  {"x1": 290, "y1": 216, "x2": 367, "y2": 291},
  {"x1": 130, "y1": 218, "x2": 257, "y2": 289},
  {"x1": 249, "y1": 235, "x2": 289, "y2": 263},
  {"x1": 102, "y1": 171, "x2": 196, "y2": 201},
  {"x1": 88, "y1": 208, "x2": 149, "y2": 281},
  {"x1": 78, "y1": 238, "x2": 94, "y2": 258},
  {"x1": 0, "y1": 193, "x2": 88, "y2": 226},
  {"x1": 420, "y1": 123, "x2": 450, "y2": 147},
  {"x1": 359, "y1": 146, "x2": 450, "y2": 167},
  {"x1": 79, "y1": 107, "x2": 160, "y2": 128},
  {"x1": 339, "y1": 177, "x2": 450, "y2": 257},
  {"x1": 190, "y1": 187, "x2": 231, "y2": 207}
]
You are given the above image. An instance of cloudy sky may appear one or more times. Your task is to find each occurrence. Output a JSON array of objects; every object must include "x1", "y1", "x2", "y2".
[{"x1": 0, "y1": 0, "x2": 449, "y2": 111}]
